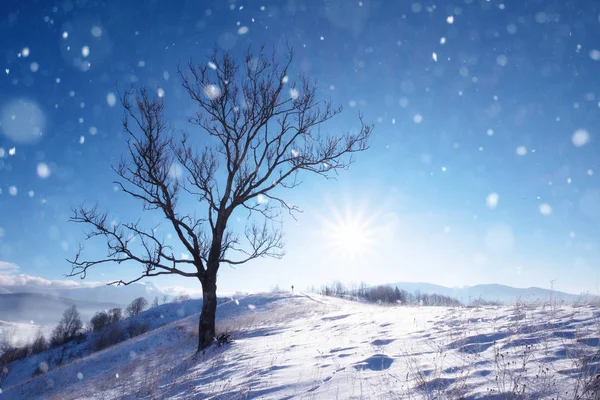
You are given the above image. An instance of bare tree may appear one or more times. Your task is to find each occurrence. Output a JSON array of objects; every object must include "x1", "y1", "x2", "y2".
[
  {"x1": 30, "y1": 329, "x2": 48, "y2": 354},
  {"x1": 125, "y1": 297, "x2": 148, "y2": 317},
  {"x1": 51, "y1": 305, "x2": 83, "y2": 346},
  {"x1": 107, "y1": 308, "x2": 122, "y2": 324},
  {"x1": 67, "y1": 45, "x2": 372, "y2": 350}
]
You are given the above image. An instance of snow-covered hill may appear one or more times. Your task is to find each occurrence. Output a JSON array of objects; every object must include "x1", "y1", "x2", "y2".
[{"x1": 1, "y1": 292, "x2": 598, "y2": 399}]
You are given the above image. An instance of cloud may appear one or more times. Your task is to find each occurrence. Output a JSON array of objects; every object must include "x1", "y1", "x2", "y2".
[
  {"x1": 160, "y1": 285, "x2": 203, "y2": 298},
  {"x1": 0, "y1": 261, "x2": 20, "y2": 274},
  {"x1": 0, "y1": 265, "x2": 102, "y2": 289}
]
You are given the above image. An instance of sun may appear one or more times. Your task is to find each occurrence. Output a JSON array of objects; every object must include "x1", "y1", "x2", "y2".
[{"x1": 321, "y1": 204, "x2": 376, "y2": 259}]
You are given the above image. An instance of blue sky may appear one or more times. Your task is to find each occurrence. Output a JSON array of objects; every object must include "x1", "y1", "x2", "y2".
[{"x1": 1, "y1": 0, "x2": 599, "y2": 295}]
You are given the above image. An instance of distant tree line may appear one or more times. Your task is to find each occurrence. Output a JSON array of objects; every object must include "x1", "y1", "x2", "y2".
[{"x1": 316, "y1": 281, "x2": 462, "y2": 307}]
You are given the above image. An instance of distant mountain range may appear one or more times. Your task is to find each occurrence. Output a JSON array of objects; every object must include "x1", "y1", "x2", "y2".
[
  {"x1": 0, "y1": 281, "x2": 167, "y2": 306},
  {"x1": 385, "y1": 282, "x2": 597, "y2": 304},
  {"x1": 0, "y1": 292, "x2": 122, "y2": 326},
  {"x1": 0, "y1": 282, "x2": 171, "y2": 344}
]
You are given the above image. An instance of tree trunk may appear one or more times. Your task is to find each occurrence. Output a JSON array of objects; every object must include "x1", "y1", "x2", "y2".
[{"x1": 198, "y1": 274, "x2": 217, "y2": 351}]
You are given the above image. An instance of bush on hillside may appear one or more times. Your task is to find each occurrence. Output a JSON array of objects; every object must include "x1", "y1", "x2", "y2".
[
  {"x1": 125, "y1": 297, "x2": 148, "y2": 318},
  {"x1": 90, "y1": 311, "x2": 110, "y2": 332},
  {"x1": 126, "y1": 320, "x2": 151, "y2": 338},
  {"x1": 92, "y1": 324, "x2": 126, "y2": 351}
]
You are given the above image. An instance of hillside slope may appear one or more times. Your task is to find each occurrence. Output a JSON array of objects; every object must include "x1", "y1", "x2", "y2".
[{"x1": 1, "y1": 293, "x2": 598, "y2": 399}]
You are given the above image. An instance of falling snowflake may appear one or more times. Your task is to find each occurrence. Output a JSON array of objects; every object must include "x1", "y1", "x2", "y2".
[
  {"x1": 413, "y1": 114, "x2": 423, "y2": 123},
  {"x1": 91, "y1": 26, "x2": 103, "y2": 37},
  {"x1": 157, "y1": 88, "x2": 165, "y2": 98},
  {"x1": 238, "y1": 26, "x2": 249, "y2": 35},
  {"x1": 81, "y1": 46, "x2": 90, "y2": 57},
  {"x1": 572, "y1": 129, "x2": 590, "y2": 147},
  {"x1": 486, "y1": 193, "x2": 499, "y2": 209},
  {"x1": 496, "y1": 55, "x2": 508, "y2": 66},
  {"x1": 106, "y1": 92, "x2": 117, "y2": 107},
  {"x1": 289, "y1": 88, "x2": 299, "y2": 100},
  {"x1": 204, "y1": 84, "x2": 221, "y2": 100},
  {"x1": 37, "y1": 163, "x2": 51, "y2": 179},
  {"x1": 432, "y1": 52, "x2": 438, "y2": 62},
  {"x1": 446, "y1": 15, "x2": 454, "y2": 24},
  {"x1": 516, "y1": 146, "x2": 527, "y2": 156},
  {"x1": 539, "y1": 203, "x2": 552, "y2": 216}
]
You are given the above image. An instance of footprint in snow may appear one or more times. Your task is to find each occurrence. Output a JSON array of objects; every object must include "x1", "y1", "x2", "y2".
[
  {"x1": 353, "y1": 354, "x2": 394, "y2": 371},
  {"x1": 321, "y1": 314, "x2": 352, "y2": 321},
  {"x1": 371, "y1": 338, "x2": 395, "y2": 346}
]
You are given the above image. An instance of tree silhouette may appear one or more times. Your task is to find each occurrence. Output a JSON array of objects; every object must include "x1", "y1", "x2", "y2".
[{"x1": 67, "y1": 45, "x2": 372, "y2": 350}]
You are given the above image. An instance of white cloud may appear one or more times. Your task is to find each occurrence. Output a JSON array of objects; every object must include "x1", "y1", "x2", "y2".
[
  {"x1": 160, "y1": 285, "x2": 203, "y2": 297},
  {"x1": 0, "y1": 266, "x2": 102, "y2": 289},
  {"x1": 0, "y1": 261, "x2": 19, "y2": 274}
]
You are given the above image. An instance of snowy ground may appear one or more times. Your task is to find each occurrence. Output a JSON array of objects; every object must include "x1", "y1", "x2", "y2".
[{"x1": 1, "y1": 293, "x2": 599, "y2": 399}]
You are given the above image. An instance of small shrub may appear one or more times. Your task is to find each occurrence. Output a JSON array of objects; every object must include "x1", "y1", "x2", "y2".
[
  {"x1": 92, "y1": 324, "x2": 126, "y2": 351},
  {"x1": 126, "y1": 321, "x2": 151, "y2": 338},
  {"x1": 216, "y1": 333, "x2": 232, "y2": 347},
  {"x1": 90, "y1": 311, "x2": 110, "y2": 332},
  {"x1": 0, "y1": 344, "x2": 28, "y2": 365}
]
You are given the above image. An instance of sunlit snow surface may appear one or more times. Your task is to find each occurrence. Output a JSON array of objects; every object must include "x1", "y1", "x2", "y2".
[{"x1": 1, "y1": 293, "x2": 598, "y2": 399}]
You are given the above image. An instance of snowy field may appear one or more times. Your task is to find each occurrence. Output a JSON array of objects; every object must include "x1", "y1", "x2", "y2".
[{"x1": 1, "y1": 292, "x2": 599, "y2": 399}]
